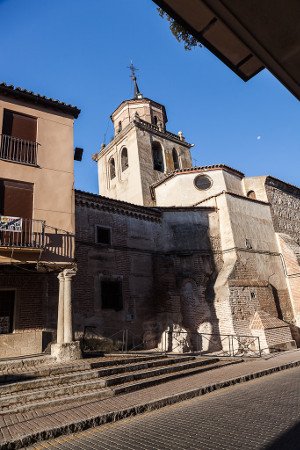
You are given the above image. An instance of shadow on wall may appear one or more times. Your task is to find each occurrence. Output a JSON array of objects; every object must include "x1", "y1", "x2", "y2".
[
  {"x1": 43, "y1": 227, "x2": 75, "y2": 263},
  {"x1": 150, "y1": 226, "x2": 222, "y2": 354}
]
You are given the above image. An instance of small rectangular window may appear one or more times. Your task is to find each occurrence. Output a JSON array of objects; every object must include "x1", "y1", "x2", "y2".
[
  {"x1": 245, "y1": 239, "x2": 252, "y2": 249},
  {"x1": 101, "y1": 279, "x2": 123, "y2": 311},
  {"x1": 96, "y1": 226, "x2": 111, "y2": 245}
]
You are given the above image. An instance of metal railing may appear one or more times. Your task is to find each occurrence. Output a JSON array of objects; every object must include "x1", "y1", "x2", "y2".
[
  {"x1": 168, "y1": 331, "x2": 262, "y2": 357},
  {"x1": 0, "y1": 217, "x2": 45, "y2": 248},
  {"x1": 0, "y1": 134, "x2": 38, "y2": 166},
  {"x1": 82, "y1": 327, "x2": 262, "y2": 358}
]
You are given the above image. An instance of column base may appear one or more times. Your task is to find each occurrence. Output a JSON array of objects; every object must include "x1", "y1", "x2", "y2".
[{"x1": 51, "y1": 341, "x2": 82, "y2": 362}]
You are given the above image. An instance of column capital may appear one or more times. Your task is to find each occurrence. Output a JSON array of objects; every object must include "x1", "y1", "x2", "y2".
[
  {"x1": 57, "y1": 271, "x2": 65, "y2": 281},
  {"x1": 63, "y1": 268, "x2": 77, "y2": 280}
]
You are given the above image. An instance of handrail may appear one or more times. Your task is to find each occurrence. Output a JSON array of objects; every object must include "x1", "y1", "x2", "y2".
[
  {"x1": 0, "y1": 216, "x2": 45, "y2": 248},
  {"x1": 0, "y1": 134, "x2": 39, "y2": 166}
]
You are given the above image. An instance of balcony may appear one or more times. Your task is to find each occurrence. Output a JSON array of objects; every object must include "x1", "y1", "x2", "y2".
[
  {"x1": 0, "y1": 217, "x2": 45, "y2": 249},
  {"x1": 0, "y1": 134, "x2": 38, "y2": 166}
]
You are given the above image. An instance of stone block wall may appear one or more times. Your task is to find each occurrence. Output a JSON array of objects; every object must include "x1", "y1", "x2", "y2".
[{"x1": 266, "y1": 178, "x2": 300, "y2": 244}]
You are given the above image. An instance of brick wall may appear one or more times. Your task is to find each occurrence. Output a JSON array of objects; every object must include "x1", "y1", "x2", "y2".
[
  {"x1": 74, "y1": 192, "x2": 219, "y2": 346},
  {"x1": 0, "y1": 271, "x2": 49, "y2": 330}
]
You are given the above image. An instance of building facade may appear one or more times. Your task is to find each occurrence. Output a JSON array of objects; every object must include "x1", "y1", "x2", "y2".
[
  {"x1": 0, "y1": 80, "x2": 299, "y2": 358},
  {"x1": 0, "y1": 83, "x2": 81, "y2": 359},
  {"x1": 81, "y1": 86, "x2": 300, "y2": 354}
]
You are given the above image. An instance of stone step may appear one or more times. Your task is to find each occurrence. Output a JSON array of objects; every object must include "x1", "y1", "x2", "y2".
[
  {"x1": 0, "y1": 356, "x2": 197, "y2": 395},
  {"x1": 113, "y1": 360, "x2": 240, "y2": 395},
  {"x1": 0, "y1": 358, "x2": 230, "y2": 414},
  {"x1": 0, "y1": 354, "x2": 166, "y2": 381},
  {"x1": 104, "y1": 357, "x2": 220, "y2": 387},
  {"x1": 0, "y1": 355, "x2": 54, "y2": 375}
]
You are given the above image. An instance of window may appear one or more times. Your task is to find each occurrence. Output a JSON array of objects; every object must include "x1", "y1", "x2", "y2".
[
  {"x1": 245, "y1": 239, "x2": 252, "y2": 249},
  {"x1": 96, "y1": 226, "x2": 111, "y2": 245},
  {"x1": 194, "y1": 175, "x2": 212, "y2": 190},
  {"x1": 153, "y1": 115, "x2": 158, "y2": 126},
  {"x1": 109, "y1": 157, "x2": 116, "y2": 179},
  {"x1": 101, "y1": 279, "x2": 123, "y2": 311},
  {"x1": 152, "y1": 141, "x2": 164, "y2": 172},
  {"x1": 247, "y1": 190, "x2": 256, "y2": 200},
  {"x1": 172, "y1": 148, "x2": 180, "y2": 170},
  {"x1": 117, "y1": 121, "x2": 122, "y2": 133},
  {"x1": 250, "y1": 291, "x2": 256, "y2": 299},
  {"x1": 1, "y1": 110, "x2": 38, "y2": 165},
  {"x1": 0, "y1": 291, "x2": 15, "y2": 334},
  {"x1": 2, "y1": 110, "x2": 37, "y2": 142},
  {"x1": 121, "y1": 147, "x2": 128, "y2": 171},
  {"x1": 0, "y1": 179, "x2": 33, "y2": 218}
]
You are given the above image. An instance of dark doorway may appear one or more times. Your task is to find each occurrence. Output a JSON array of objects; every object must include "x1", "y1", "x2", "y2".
[{"x1": 0, "y1": 291, "x2": 15, "y2": 333}]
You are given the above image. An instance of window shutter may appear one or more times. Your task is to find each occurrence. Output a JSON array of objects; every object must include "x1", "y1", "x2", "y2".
[
  {"x1": 11, "y1": 113, "x2": 37, "y2": 142},
  {"x1": 3, "y1": 180, "x2": 33, "y2": 219},
  {"x1": 2, "y1": 111, "x2": 13, "y2": 136}
]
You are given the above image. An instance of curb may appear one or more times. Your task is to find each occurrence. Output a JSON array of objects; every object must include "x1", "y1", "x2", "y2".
[{"x1": 2, "y1": 359, "x2": 300, "y2": 449}]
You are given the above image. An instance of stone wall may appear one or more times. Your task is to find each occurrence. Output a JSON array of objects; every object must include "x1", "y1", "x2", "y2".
[{"x1": 266, "y1": 178, "x2": 300, "y2": 243}]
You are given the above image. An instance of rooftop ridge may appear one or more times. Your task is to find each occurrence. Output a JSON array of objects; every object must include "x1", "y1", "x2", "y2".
[
  {"x1": 0, "y1": 82, "x2": 80, "y2": 118},
  {"x1": 151, "y1": 164, "x2": 245, "y2": 190},
  {"x1": 75, "y1": 189, "x2": 162, "y2": 221}
]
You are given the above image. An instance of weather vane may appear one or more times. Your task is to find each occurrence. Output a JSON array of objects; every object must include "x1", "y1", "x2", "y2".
[
  {"x1": 128, "y1": 61, "x2": 138, "y2": 81},
  {"x1": 127, "y1": 61, "x2": 142, "y2": 99}
]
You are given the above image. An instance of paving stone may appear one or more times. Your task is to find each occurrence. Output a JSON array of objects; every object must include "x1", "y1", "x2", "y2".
[{"x1": 0, "y1": 350, "x2": 300, "y2": 449}]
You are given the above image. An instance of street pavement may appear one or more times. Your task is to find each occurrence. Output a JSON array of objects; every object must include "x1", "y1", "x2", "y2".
[{"x1": 29, "y1": 365, "x2": 300, "y2": 450}]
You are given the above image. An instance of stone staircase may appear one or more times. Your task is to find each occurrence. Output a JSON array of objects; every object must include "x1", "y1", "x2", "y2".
[{"x1": 0, "y1": 354, "x2": 241, "y2": 415}]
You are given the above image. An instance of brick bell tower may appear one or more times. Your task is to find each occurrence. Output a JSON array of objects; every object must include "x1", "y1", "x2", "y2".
[{"x1": 95, "y1": 64, "x2": 193, "y2": 206}]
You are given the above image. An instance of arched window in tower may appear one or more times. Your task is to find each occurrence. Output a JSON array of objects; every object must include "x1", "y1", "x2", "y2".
[
  {"x1": 152, "y1": 141, "x2": 164, "y2": 172},
  {"x1": 121, "y1": 147, "x2": 128, "y2": 171},
  {"x1": 172, "y1": 148, "x2": 180, "y2": 170},
  {"x1": 152, "y1": 115, "x2": 158, "y2": 126},
  {"x1": 109, "y1": 157, "x2": 116, "y2": 179},
  {"x1": 117, "y1": 121, "x2": 122, "y2": 133}
]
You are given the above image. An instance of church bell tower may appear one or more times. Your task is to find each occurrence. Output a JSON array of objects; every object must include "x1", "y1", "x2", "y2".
[{"x1": 95, "y1": 65, "x2": 193, "y2": 206}]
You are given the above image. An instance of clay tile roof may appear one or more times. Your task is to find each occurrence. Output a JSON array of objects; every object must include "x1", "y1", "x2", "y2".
[
  {"x1": 151, "y1": 164, "x2": 245, "y2": 189},
  {"x1": 0, "y1": 82, "x2": 80, "y2": 118},
  {"x1": 75, "y1": 189, "x2": 161, "y2": 221}
]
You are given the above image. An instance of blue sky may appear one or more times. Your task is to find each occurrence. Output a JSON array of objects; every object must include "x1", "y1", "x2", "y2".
[{"x1": 1, "y1": 0, "x2": 299, "y2": 193}]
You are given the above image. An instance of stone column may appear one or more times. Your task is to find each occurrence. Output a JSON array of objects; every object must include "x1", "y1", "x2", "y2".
[
  {"x1": 63, "y1": 268, "x2": 76, "y2": 344},
  {"x1": 51, "y1": 266, "x2": 81, "y2": 362},
  {"x1": 56, "y1": 272, "x2": 65, "y2": 345}
]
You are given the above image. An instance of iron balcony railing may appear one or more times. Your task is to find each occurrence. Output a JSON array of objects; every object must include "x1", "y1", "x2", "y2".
[
  {"x1": 0, "y1": 217, "x2": 45, "y2": 249},
  {"x1": 0, "y1": 134, "x2": 39, "y2": 166}
]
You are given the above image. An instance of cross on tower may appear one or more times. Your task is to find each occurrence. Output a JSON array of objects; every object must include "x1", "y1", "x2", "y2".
[{"x1": 127, "y1": 62, "x2": 142, "y2": 99}]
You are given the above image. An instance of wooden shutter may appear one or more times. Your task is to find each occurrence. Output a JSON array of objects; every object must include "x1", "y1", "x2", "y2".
[
  {"x1": 3, "y1": 180, "x2": 33, "y2": 219},
  {"x1": 11, "y1": 113, "x2": 37, "y2": 142},
  {"x1": 2, "y1": 110, "x2": 13, "y2": 136},
  {"x1": 2, "y1": 110, "x2": 36, "y2": 141}
]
